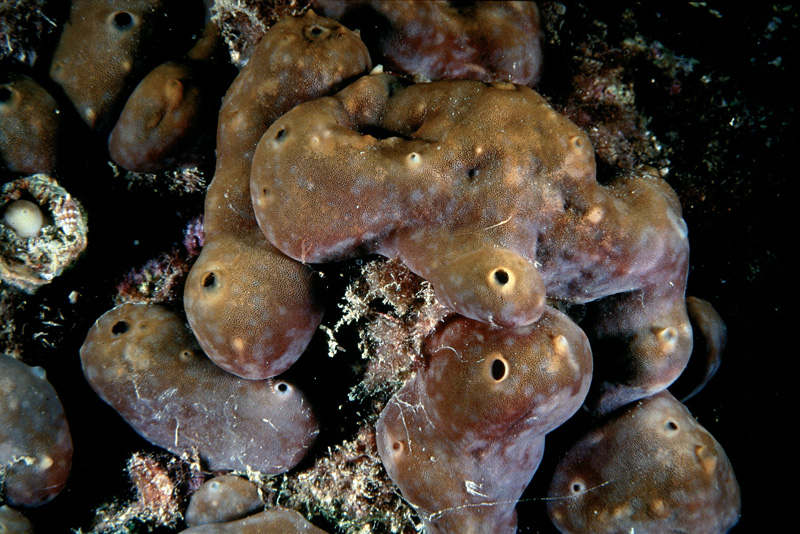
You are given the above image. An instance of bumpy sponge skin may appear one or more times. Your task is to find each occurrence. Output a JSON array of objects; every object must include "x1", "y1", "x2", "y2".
[
  {"x1": 0, "y1": 73, "x2": 62, "y2": 174},
  {"x1": 80, "y1": 303, "x2": 319, "y2": 474},
  {"x1": 49, "y1": 0, "x2": 178, "y2": 130},
  {"x1": 0, "y1": 355, "x2": 72, "y2": 507},
  {"x1": 179, "y1": 507, "x2": 329, "y2": 533},
  {"x1": 108, "y1": 13, "x2": 227, "y2": 173},
  {"x1": 547, "y1": 391, "x2": 741, "y2": 534},
  {"x1": 312, "y1": 0, "x2": 543, "y2": 86},
  {"x1": 376, "y1": 308, "x2": 592, "y2": 534},
  {"x1": 251, "y1": 72, "x2": 691, "y2": 413},
  {"x1": 183, "y1": 11, "x2": 372, "y2": 379}
]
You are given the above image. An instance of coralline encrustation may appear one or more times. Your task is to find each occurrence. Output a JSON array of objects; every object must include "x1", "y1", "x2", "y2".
[{"x1": 0, "y1": 174, "x2": 88, "y2": 293}]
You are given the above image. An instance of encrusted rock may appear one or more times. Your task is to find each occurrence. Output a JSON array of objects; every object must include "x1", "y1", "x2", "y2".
[{"x1": 0, "y1": 174, "x2": 87, "y2": 293}]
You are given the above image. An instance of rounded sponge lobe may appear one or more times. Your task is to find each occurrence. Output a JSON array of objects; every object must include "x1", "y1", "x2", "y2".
[
  {"x1": 184, "y1": 235, "x2": 322, "y2": 380},
  {"x1": 376, "y1": 307, "x2": 592, "y2": 533},
  {"x1": 415, "y1": 245, "x2": 546, "y2": 327},
  {"x1": 547, "y1": 391, "x2": 741, "y2": 534},
  {"x1": 0, "y1": 354, "x2": 73, "y2": 507},
  {"x1": 185, "y1": 475, "x2": 262, "y2": 527},
  {"x1": 80, "y1": 303, "x2": 319, "y2": 474}
]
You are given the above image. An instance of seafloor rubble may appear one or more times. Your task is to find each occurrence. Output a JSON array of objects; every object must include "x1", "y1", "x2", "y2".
[{"x1": 0, "y1": 1, "x2": 794, "y2": 533}]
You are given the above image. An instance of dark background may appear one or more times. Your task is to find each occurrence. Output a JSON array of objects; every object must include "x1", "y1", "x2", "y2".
[{"x1": 524, "y1": 2, "x2": 793, "y2": 532}]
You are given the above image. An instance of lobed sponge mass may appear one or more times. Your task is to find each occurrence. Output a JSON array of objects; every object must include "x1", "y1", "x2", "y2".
[
  {"x1": 251, "y1": 72, "x2": 693, "y2": 415},
  {"x1": 3, "y1": 2, "x2": 741, "y2": 533}
]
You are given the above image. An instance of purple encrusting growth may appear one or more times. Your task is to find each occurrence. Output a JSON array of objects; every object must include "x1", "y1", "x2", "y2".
[
  {"x1": 251, "y1": 71, "x2": 692, "y2": 415},
  {"x1": 183, "y1": 10, "x2": 372, "y2": 380},
  {"x1": 0, "y1": 354, "x2": 72, "y2": 507},
  {"x1": 79, "y1": 303, "x2": 319, "y2": 474},
  {"x1": 376, "y1": 308, "x2": 592, "y2": 533},
  {"x1": 547, "y1": 391, "x2": 741, "y2": 533}
]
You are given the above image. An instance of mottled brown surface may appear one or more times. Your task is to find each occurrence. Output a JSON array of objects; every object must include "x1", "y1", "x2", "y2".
[
  {"x1": 0, "y1": 505, "x2": 34, "y2": 534},
  {"x1": 252, "y1": 72, "x2": 692, "y2": 413},
  {"x1": 547, "y1": 391, "x2": 740, "y2": 534},
  {"x1": 313, "y1": 0, "x2": 542, "y2": 86},
  {"x1": 1, "y1": 1, "x2": 785, "y2": 532},
  {"x1": 108, "y1": 17, "x2": 227, "y2": 173},
  {"x1": 179, "y1": 507, "x2": 329, "y2": 533},
  {"x1": 0, "y1": 175, "x2": 88, "y2": 293},
  {"x1": 79, "y1": 303, "x2": 319, "y2": 474},
  {"x1": 0, "y1": 73, "x2": 61, "y2": 174},
  {"x1": 184, "y1": 10, "x2": 371, "y2": 379},
  {"x1": 185, "y1": 475, "x2": 262, "y2": 527},
  {"x1": 0, "y1": 354, "x2": 72, "y2": 507},
  {"x1": 376, "y1": 308, "x2": 591, "y2": 533},
  {"x1": 674, "y1": 296, "x2": 727, "y2": 401},
  {"x1": 107, "y1": 60, "x2": 216, "y2": 173},
  {"x1": 49, "y1": 0, "x2": 178, "y2": 129}
]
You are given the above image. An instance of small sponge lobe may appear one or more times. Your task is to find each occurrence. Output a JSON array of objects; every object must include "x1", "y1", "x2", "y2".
[
  {"x1": 547, "y1": 391, "x2": 741, "y2": 534},
  {"x1": 80, "y1": 303, "x2": 319, "y2": 474}
]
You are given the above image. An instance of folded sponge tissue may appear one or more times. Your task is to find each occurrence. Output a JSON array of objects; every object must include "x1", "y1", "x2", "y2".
[{"x1": 2, "y1": 200, "x2": 44, "y2": 238}]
